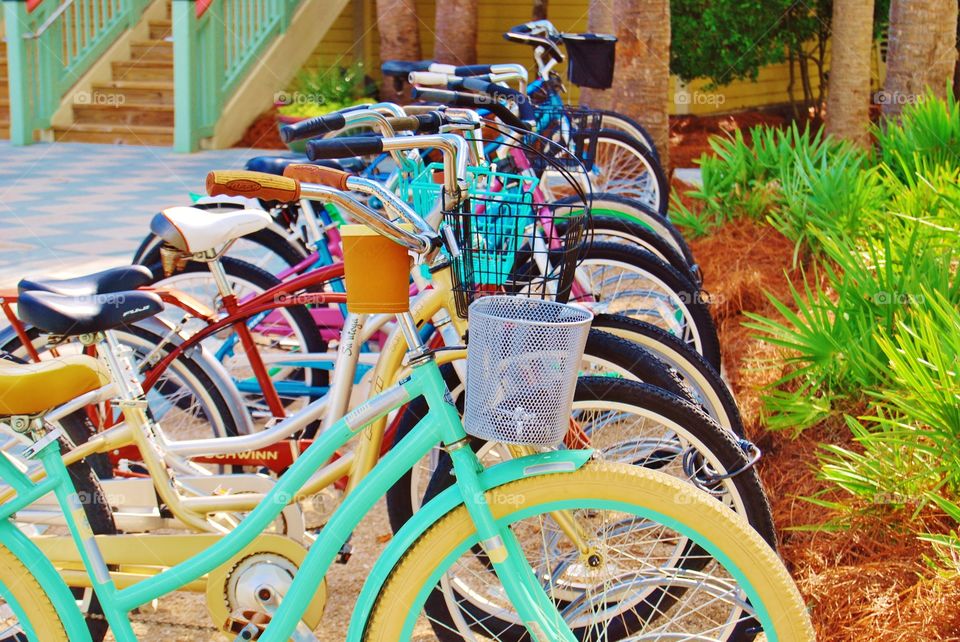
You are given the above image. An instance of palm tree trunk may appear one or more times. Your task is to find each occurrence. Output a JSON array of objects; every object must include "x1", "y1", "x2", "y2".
[
  {"x1": 825, "y1": 0, "x2": 875, "y2": 145},
  {"x1": 435, "y1": 0, "x2": 478, "y2": 65},
  {"x1": 610, "y1": 0, "x2": 671, "y2": 170},
  {"x1": 376, "y1": 0, "x2": 422, "y2": 102},
  {"x1": 579, "y1": 0, "x2": 614, "y2": 109},
  {"x1": 883, "y1": 0, "x2": 958, "y2": 117},
  {"x1": 532, "y1": 0, "x2": 548, "y2": 21}
]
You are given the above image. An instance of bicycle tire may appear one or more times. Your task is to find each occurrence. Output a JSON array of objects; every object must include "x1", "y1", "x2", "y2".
[
  {"x1": 555, "y1": 214, "x2": 698, "y2": 284},
  {"x1": 591, "y1": 128, "x2": 669, "y2": 216},
  {"x1": 595, "y1": 108, "x2": 661, "y2": 161},
  {"x1": 384, "y1": 330, "x2": 695, "y2": 534},
  {"x1": 573, "y1": 241, "x2": 722, "y2": 370},
  {"x1": 0, "y1": 542, "x2": 70, "y2": 640},
  {"x1": 554, "y1": 192, "x2": 698, "y2": 268},
  {"x1": 592, "y1": 312, "x2": 742, "y2": 434},
  {"x1": 365, "y1": 461, "x2": 811, "y2": 641}
]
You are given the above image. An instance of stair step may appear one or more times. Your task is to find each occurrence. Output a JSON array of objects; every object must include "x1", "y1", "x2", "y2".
[
  {"x1": 92, "y1": 81, "x2": 174, "y2": 105},
  {"x1": 54, "y1": 123, "x2": 174, "y2": 146},
  {"x1": 130, "y1": 39, "x2": 173, "y2": 61},
  {"x1": 74, "y1": 103, "x2": 174, "y2": 127},
  {"x1": 111, "y1": 60, "x2": 173, "y2": 82},
  {"x1": 148, "y1": 19, "x2": 172, "y2": 39}
]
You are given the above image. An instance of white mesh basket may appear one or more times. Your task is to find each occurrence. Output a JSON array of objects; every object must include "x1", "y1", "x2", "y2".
[{"x1": 464, "y1": 296, "x2": 593, "y2": 446}]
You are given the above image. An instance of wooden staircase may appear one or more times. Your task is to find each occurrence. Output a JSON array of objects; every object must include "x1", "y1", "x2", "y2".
[
  {"x1": 1, "y1": 47, "x2": 9, "y2": 139},
  {"x1": 54, "y1": 5, "x2": 174, "y2": 145}
]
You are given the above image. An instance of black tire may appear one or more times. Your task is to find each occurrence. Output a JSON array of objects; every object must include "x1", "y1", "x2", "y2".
[
  {"x1": 591, "y1": 128, "x2": 670, "y2": 216},
  {"x1": 146, "y1": 257, "x2": 328, "y2": 428},
  {"x1": 554, "y1": 192, "x2": 698, "y2": 268},
  {"x1": 573, "y1": 241, "x2": 722, "y2": 371},
  {"x1": 417, "y1": 377, "x2": 775, "y2": 641},
  {"x1": 556, "y1": 214, "x2": 699, "y2": 285},
  {"x1": 595, "y1": 108, "x2": 661, "y2": 161},
  {"x1": 385, "y1": 329, "x2": 698, "y2": 535},
  {"x1": 592, "y1": 313, "x2": 744, "y2": 435}
]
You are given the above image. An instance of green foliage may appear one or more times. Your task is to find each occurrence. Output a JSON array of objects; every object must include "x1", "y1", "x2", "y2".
[
  {"x1": 670, "y1": 0, "x2": 890, "y2": 88},
  {"x1": 875, "y1": 88, "x2": 960, "y2": 183},
  {"x1": 681, "y1": 92, "x2": 960, "y2": 546},
  {"x1": 278, "y1": 62, "x2": 376, "y2": 117}
]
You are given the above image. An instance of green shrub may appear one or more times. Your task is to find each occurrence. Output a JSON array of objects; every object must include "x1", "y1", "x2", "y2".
[{"x1": 875, "y1": 87, "x2": 960, "y2": 183}]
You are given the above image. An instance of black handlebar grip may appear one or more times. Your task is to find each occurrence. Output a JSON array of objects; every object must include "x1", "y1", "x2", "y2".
[
  {"x1": 454, "y1": 64, "x2": 493, "y2": 76},
  {"x1": 306, "y1": 136, "x2": 384, "y2": 161},
  {"x1": 280, "y1": 113, "x2": 347, "y2": 143},
  {"x1": 457, "y1": 77, "x2": 535, "y2": 121},
  {"x1": 411, "y1": 88, "x2": 529, "y2": 131}
]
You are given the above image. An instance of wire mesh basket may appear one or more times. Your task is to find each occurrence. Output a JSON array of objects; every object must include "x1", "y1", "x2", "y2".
[
  {"x1": 529, "y1": 105, "x2": 603, "y2": 171},
  {"x1": 409, "y1": 162, "x2": 589, "y2": 318},
  {"x1": 464, "y1": 296, "x2": 592, "y2": 446}
]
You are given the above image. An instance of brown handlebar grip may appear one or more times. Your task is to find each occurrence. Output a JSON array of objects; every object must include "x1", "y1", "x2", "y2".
[
  {"x1": 205, "y1": 171, "x2": 301, "y2": 203},
  {"x1": 283, "y1": 164, "x2": 351, "y2": 191},
  {"x1": 385, "y1": 116, "x2": 421, "y2": 132}
]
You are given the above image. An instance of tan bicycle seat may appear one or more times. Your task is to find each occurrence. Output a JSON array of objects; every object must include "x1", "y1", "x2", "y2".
[{"x1": 0, "y1": 355, "x2": 110, "y2": 416}]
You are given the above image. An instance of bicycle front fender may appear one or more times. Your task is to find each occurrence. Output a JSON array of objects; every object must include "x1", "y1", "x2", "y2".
[
  {"x1": 346, "y1": 448, "x2": 593, "y2": 641},
  {"x1": 0, "y1": 521, "x2": 93, "y2": 641}
]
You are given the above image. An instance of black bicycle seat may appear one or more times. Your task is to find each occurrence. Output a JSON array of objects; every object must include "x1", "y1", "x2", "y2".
[
  {"x1": 18, "y1": 290, "x2": 163, "y2": 336},
  {"x1": 18, "y1": 265, "x2": 153, "y2": 298}
]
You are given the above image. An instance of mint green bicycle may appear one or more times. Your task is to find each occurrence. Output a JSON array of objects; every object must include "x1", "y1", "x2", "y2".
[{"x1": 0, "y1": 170, "x2": 813, "y2": 641}]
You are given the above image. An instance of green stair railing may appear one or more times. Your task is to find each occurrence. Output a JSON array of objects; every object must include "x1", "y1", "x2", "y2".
[
  {"x1": 174, "y1": 0, "x2": 301, "y2": 152},
  {"x1": 3, "y1": 0, "x2": 149, "y2": 145}
]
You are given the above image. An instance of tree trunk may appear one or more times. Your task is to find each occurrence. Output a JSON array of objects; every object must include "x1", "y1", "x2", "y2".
[
  {"x1": 376, "y1": 0, "x2": 422, "y2": 102},
  {"x1": 435, "y1": 0, "x2": 478, "y2": 65},
  {"x1": 610, "y1": 0, "x2": 671, "y2": 170},
  {"x1": 580, "y1": 0, "x2": 614, "y2": 109},
  {"x1": 532, "y1": 0, "x2": 548, "y2": 21},
  {"x1": 825, "y1": 0, "x2": 875, "y2": 146},
  {"x1": 883, "y1": 0, "x2": 958, "y2": 117}
]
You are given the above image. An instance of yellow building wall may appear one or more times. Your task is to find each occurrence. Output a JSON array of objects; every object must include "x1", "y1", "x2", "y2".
[{"x1": 305, "y1": 0, "x2": 836, "y2": 116}]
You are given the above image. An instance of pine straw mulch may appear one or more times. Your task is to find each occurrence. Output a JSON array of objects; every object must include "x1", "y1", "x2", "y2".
[{"x1": 690, "y1": 217, "x2": 960, "y2": 641}]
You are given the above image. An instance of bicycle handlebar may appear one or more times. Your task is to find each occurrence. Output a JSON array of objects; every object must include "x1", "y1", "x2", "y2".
[
  {"x1": 205, "y1": 171, "x2": 301, "y2": 203},
  {"x1": 447, "y1": 77, "x2": 535, "y2": 121},
  {"x1": 306, "y1": 137, "x2": 384, "y2": 160},
  {"x1": 411, "y1": 88, "x2": 529, "y2": 131}
]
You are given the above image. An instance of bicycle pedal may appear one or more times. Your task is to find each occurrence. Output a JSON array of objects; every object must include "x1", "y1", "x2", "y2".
[{"x1": 226, "y1": 609, "x2": 271, "y2": 640}]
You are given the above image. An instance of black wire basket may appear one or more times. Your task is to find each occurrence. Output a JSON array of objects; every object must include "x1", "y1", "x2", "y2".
[
  {"x1": 528, "y1": 105, "x2": 603, "y2": 172},
  {"x1": 423, "y1": 121, "x2": 593, "y2": 318}
]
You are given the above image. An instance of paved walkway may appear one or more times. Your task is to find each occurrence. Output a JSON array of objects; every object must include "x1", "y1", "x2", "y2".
[{"x1": 0, "y1": 141, "x2": 277, "y2": 287}]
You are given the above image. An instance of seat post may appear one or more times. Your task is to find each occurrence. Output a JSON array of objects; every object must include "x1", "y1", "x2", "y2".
[
  {"x1": 204, "y1": 250, "x2": 236, "y2": 300},
  {"x1": 99, "y1": 331, "x2": 146, "y2": 403}
]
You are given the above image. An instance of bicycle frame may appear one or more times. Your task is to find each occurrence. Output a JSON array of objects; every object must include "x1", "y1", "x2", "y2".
[{"x1": 0, "y1": 320, "x2": 589, "y2": 641}]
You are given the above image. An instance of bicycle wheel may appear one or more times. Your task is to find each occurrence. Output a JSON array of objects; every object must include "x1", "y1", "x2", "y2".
[
  {"x1": 591, "y1": 129, "x2": 669, "y2": 215},
  {"x1": 1, "y1": 410, "x2": 115, "y2": 641},
  {"x1": 555, "y1": 193, "x2": 698, "y2": 268},
  {"x1": 571, "y1": 241, "x2": 722, "y2": 370},
  {"x1": 595, "y1": 109, "x2": 660, "y2": 161},
  {"x1": 365, "y1": 461, "x2": 812, "y2": 641},
  {"x1": 385, "y1": 331, "x2": 695, "y2": 534},
  {"x1": 554, "y1": 214, "x2": 698, "y2": 284},
  {"x1": 592, "y1": 313, "x2": 741, "y2": 432},
  {"x1": 0, "y1": 542, "x2": 69, "y2": 640},
  {"x1": 146, "y1": 257, "x2": 328, "y2": 424}
]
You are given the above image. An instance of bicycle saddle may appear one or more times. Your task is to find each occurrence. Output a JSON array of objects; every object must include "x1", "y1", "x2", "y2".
[
  {"x1": 17, "y1": 265, "x2": 152, "y2": 298},
  {"x1": 244, "y1": 155, "x2": 363, "y2": 176},
  {"x1": 17, "y1": 290, "x2": 163, "y2": 337},
  {"x1": 381, "y1": 60, "x2": 435, "y2": 77},
  {"x1": 0, "y1": 354, "x2": 110, "y2": 416},
  {"x1": 151, "y1": 206, "x2": 270, "y2": 254}
]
